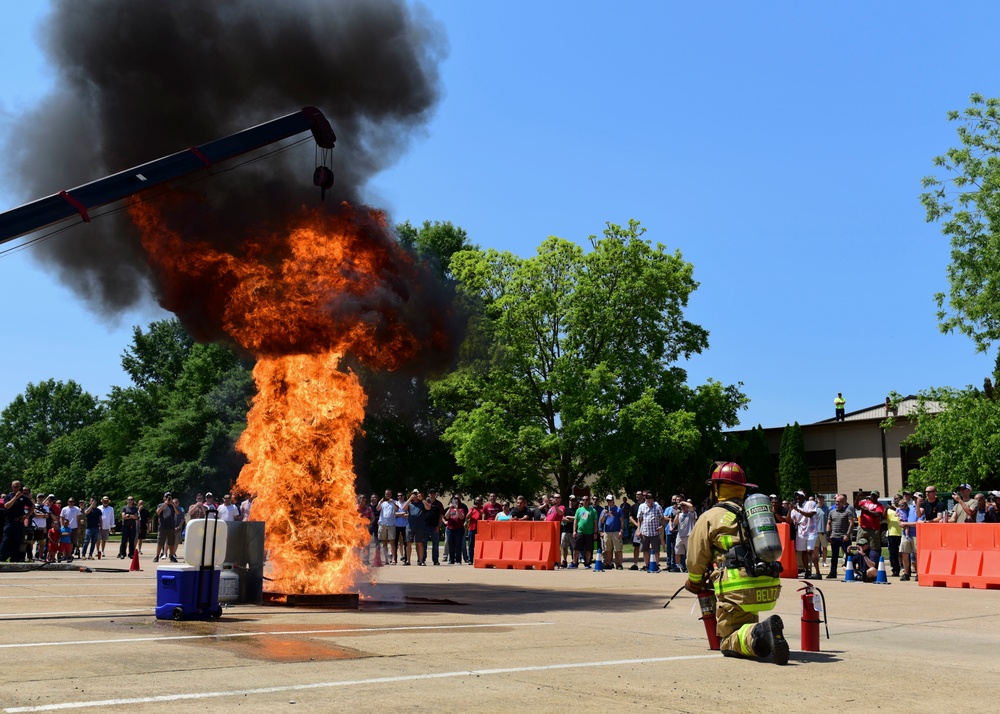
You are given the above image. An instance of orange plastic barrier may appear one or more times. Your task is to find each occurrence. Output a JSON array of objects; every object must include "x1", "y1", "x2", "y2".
[
  {"x1": 475, "y1": 520, "x2": 560, "y2": 570},
  {"x1": 777, "y1": 522, "x2": 797, "y2": 580},
  {"x1": 917, "y1": 523, "x2": 1000, "y2": 589}
]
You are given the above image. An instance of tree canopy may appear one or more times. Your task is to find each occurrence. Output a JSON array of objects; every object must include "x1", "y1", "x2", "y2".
[
  {"x1": 778, "y1": 422, "x2": 810, "y2": 500},
  {"x1": 0, "y1": 379, "x2": 103, "y2": 486},
  {"x1": 902, "y1": 385, "x2": 1000, "y2": 492},
  {"x1": 1, "y1": 319, "x2": 254, "y2": 505},
  {"x1": 434, "y1": 219, "x2": 747, "y2": 499},
  {"x1": 910, "y1": 92, "x2": 1000, "y2": 494},
  {"x1": 921, "y1": 92, "x2": 1000, "y2": 376}
]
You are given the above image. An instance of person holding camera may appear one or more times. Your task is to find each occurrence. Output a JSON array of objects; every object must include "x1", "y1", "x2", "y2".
[
  {"x1": 117, "y1": 497, "x2": 140, "y2": 560},
  {"x1": 1, "y1": 481, "x2": 34, "y2": 562},
  {"x1": 825, "y1": 494, "x2": 856, "y2": 579},
  {"x1": 848, "y1": 536, "x2": 879, "y2": 582},
  {"x1": 856, "y1": 490, "x2": 885, "y2": 552},
  {"x1": 154, "y1": 492, "x2": 180, "y2": 563},
  {"x1": 949, "y1": 484, "x2": 978, "y2": 523},
  {"x1": 984, "y1": 493, "x2": 1000, "y2": 523},
  {"x1": 404, "y1": 490, "x2": 430, "y2": 566}
]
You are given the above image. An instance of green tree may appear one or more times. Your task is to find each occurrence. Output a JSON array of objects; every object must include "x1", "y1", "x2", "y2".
[
  {"x1": 902, "y1": 386, "x2": 1000, "y2": 492},
  {"x1": 117, "y1": 342, "x2": 253, "y2": 500},
  {"x1": 921, "y1": 92, "x2": 1000, "y2": 377},
  {"x1": 396, "y1": 219, "x2": 477, "y2": 279},
  {"x1": 778, "y1": 422, "x2": 809, "y2": 500},
  {"x1": 0, "y1": 379, "x2": 103, "y2": 483},
  {"x1": 24, "y1": 423, "x2": 105, "y2": 500},
  {"x1": 743, "y1": 425, "x2": 778, "y2": 496},
  {"x1": 434, "y1": 219, "x2": 747, "y2": 500}
]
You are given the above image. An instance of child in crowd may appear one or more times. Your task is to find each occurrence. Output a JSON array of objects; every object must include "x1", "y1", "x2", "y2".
[
  {"x1": 59, "y1": 517, "x2": 74, "y2": 563},
  {"x1": 47, "y1": 521, "x2": 61, "y2": 563}
]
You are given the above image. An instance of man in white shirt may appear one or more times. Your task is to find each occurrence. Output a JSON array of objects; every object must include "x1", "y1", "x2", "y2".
[
  {"x1": 376, "y1": 490, "x2": 399, "y2": 564},
  {"x1": 790, "y1": 490, "x2": 819, "y2": 579},
  {"x1": 239, "y1": 495, "x2": 253, "y2": 521},
  {"x1": 218, "y1": 494, "x2": 239, "y2": 522},
  {"x1": 98, "y1": 496, "x2": 116, "y2": 559},
  {"x1": 61, "y1": 498, "x2": 82, "y2": 558}
]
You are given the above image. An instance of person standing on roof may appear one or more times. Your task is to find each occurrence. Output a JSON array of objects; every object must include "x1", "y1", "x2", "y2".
[{"x1": 834, "y1": 393, "x2": 846, "y2": 421}]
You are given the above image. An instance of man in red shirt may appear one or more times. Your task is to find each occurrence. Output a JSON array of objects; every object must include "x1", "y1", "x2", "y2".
[
  {"x1": 482, "y1": 493, "x2": 501, "y2": 521},
  {"x1": 856, "y1": 490, "x2": 885, "y2": 552},
  {"x1": 466, "y1": 498, "x2": 483, "y2": 565}
]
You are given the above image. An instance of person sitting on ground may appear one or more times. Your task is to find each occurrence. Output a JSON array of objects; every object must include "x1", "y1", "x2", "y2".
[{"x1": 849, "y1": 536, "x2": 879, "y2": 581}]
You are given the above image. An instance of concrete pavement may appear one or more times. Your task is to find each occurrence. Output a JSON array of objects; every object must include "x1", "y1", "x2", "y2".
[{"x1": 1, "y1": 550, "x2": 998, "y2": 713}]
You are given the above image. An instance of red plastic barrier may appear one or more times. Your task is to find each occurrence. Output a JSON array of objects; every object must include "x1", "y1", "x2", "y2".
[
  {"x1": 777, "y1": 522, "x2": 797, "y2": 580},
  {"x1": 475, "y1": 520, "x2": 560, "y2": 570},
  {"x1": 917, "y1": 523, "x2": 1000, "y2": 589}
]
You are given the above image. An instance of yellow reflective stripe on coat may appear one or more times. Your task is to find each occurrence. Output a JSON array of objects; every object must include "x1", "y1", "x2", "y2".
[
  {"x1": 715, "y1": 573, "x2": 781, "y2": 594},
  {"x1": 737, "y1": 623, "x2": 755, "y2": 656},
  {"x1": 719, "y1": 534, "x2": 734, "y2": 550},
  {"x1": 689, "y1": 572, "x2": 703, "y2": 583}
]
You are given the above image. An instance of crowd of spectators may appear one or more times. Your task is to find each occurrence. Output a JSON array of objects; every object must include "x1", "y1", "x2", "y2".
[
  {"x1": 0, "y1": 480, "x2": 253, "y2": 565},
  {"x1": 357, "y1": 488, "x2": 707, "y2": 572},
  {"x1": 355, "y1": 484, "x2": 1000, "y2": 579},
  {"x1": 6, "y1": 477, "x2": 1000, "y2": 577}
]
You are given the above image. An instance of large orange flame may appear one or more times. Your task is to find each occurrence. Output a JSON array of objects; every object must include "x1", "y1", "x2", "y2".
[{"x1": 131, "y1": 198, "x2": 430, "y2": 593}]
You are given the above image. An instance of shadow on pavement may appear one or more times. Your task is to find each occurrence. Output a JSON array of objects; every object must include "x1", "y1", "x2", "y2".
[{"x1": 361, "y1": 579, "x2": 677, "y2": 616}]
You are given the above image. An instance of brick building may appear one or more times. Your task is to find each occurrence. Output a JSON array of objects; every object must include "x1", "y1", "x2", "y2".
[{"x1": 746, "y1": 396, "x2": 941, "y2": 498}]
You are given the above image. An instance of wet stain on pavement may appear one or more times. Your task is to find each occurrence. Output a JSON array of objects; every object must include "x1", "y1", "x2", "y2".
[{"x1": 221, "y1": 636, "x2": 365, "y2": 662}]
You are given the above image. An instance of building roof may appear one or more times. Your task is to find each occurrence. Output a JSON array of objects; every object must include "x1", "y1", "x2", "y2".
[{"x1": 813, "y1": 395, "x2": 943, "y2": 424}]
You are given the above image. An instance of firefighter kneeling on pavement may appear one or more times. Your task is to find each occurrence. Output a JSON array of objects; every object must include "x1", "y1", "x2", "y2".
[{"x1": 684, "y1": 462, "x2": 789, "y2": 665}]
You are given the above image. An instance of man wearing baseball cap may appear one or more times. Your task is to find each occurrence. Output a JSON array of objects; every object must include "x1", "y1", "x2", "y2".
[
  {"x1": 856, "y1": 490, "x2": 885, "y2": 552},
  {"x1": 950, "y1": 484, "x2": 978, "y2": 523},
  {"x1": 598, "y1": 495, "x2": 625, "y2": 570}
]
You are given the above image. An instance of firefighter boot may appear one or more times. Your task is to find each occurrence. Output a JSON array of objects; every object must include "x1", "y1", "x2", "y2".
[{"x1": 751, "y1": 615, "x2": 789, "y2": 665}]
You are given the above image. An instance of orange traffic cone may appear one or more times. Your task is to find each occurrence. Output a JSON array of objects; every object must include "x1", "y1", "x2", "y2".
[
  {"x1": 129, "y1": 550, "x2": 141, "y2": 572},
  {"x1": 373, "y1": 544, "x2": 383, "y2": 567}
]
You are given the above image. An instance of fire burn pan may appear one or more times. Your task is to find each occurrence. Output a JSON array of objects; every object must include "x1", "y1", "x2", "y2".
[{"x1": 261, "y1": 592, "x2": 360, "y2": 609}]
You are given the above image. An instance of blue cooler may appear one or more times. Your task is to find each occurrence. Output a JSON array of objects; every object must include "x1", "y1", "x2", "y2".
[
  {"x1": 155, "y1": 564, "x2": 222, "y2": 620},
  {"x1": 155, "y1": 517, "x2": 229, "y2": 621}
]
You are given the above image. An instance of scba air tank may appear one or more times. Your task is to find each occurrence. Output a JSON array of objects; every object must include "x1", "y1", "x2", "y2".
[{"x1": 743, "y1": 492, "x2": 782, "y2": 563}]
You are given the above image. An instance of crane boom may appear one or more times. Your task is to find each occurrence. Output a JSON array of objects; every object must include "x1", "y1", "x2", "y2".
[{"x1": 0, "y1": 106, "x2": 336, "y2": 246}]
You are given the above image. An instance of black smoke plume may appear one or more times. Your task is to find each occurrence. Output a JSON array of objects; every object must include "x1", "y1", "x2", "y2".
[{"x1": 4, "y1": 0, "x2": 447, "y2": 320}]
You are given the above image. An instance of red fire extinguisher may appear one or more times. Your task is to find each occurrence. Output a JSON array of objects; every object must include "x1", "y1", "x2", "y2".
[
  {"x1": 697, "y1": 591, "x2": 721, "y2": 650},
  {"x1": 798, "y1": 583, "x2": 829, "y2": 652}
]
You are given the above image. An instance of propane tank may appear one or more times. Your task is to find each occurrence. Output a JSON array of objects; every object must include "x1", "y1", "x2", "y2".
[
  {"x1": 743, "y1": 492, "x2": 783, "y2": 563},
  {"x1": 218, "y1": 565, "x2": 240, "y2": 605},
  {"x1": 697, "y1": 591, "x2": 721, "y2": 650},
  {"x1": 800, "y1": 583, "x2": 821, "y2": 651}
]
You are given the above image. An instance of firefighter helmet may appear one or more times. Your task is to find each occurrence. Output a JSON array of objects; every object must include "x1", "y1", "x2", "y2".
[{"x1": 706, "y1": 461, "x2": 757, "y2": 489}]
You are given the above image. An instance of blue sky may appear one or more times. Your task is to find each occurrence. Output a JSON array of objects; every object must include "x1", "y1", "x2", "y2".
[{"x1": 1, "y1": 1, "x2": 998, "y2": 429}]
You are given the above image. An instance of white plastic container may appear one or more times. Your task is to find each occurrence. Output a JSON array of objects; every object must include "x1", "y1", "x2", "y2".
[{"x1": 184, "y1": 518, "x2": 229, "y2": 567}]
